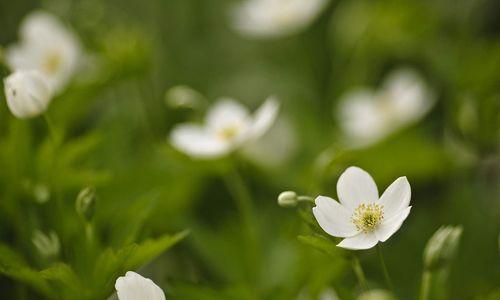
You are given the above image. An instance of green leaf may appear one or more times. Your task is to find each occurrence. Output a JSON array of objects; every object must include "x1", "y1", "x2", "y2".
[
  {"x1": 124, "y1": 230, "x2": 189, "y2": 270},
  {"x1": 297, "y1": 234, "x2": 345, "y2": 259},
  {"x1": 0, "y1": 244, "x2": 53, "y2": 298},
  {"x1": 40, "y1": 263, "x2": 86, "y2": 300}
]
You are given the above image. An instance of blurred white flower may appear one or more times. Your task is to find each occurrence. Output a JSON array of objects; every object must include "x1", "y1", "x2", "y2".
[
  {"x1": 115, "y1": 271, "x2": 165, "y2": 300},
  {"x1": 3, "y1": 70, "x2": 52, "y2": 118},
  {"x1": 170, "y1": 96, "x2": 279, "y2": 159},
  {"x1": 338, "y1": 68, "x2": 434, "y2": 147},
  {"x1": 5, "y1": 10, "x2": 81, "y2": 93},
  {"x1": 231, "y1": 0, "x2": 329, "y2": 38},
  {"x1": 242, "y1": 117, "x2": 297, "y2": 167},
  {"x1": 313, "y1": 166, "x2": 411, "y2": 250}
]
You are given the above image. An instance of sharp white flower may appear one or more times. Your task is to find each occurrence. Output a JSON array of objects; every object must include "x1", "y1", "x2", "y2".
[
  {"x1": 3, "y1": 70, "x2": 52, "y2": 118},
  {"x1": 231, "y1": 0, "x2": 329, "y2": 39},
  {"x1": 115, "y1": 271, "x2": 165, "y2": 300},
  {"x1": 5, "y1": 10, "x2": 81, "y2": 93},
  {"x1": 312, "y1": 166, "x2": 411, "y2": 250},
  {"x1": 170, "y1": 96, "x2": 279, "y2": 159},
  {"x1": 338, "y1": 68, "x2": 435, "y2": 147}
]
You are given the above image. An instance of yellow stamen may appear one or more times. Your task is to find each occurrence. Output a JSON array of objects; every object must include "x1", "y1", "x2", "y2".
[
  {"x1": 43, "y1": 51, "x2": 62, "y2": 74},
  {"x1": 217, "y1": 125, "x2": 240, "y2": 140},
  {"x1": 352, "y1": 203, "x2": 384, "y2": 233}
]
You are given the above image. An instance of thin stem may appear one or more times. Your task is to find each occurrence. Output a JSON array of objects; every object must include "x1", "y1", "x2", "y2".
[
  {"x1": 297, "y1": 195, "x2": 315, "y2": 203},
  {"x1": 376, "y1": 244, "x2": 394, "y2": 291},
  {"x1": 222, "y1": 166, "x2": 260, "y2": 282},
  {"x1": 43, "y1": 113, "x2": 59, "y2": 143},
  {"x1": 351, "y1": 255, "x2": 368, "y2": 292},
  {"x1": 419, "y1": 270, "x2": 432, "y2": 300}
]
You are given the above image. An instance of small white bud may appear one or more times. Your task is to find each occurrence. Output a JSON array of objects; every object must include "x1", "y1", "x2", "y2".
[
  {"x1": 32, "y1": 230, "x2": 60, "y2": 258},
  {"x1": 75, "y1": 187, "x2": 96, "y2": 221},
  {"x1": 4, "y1": 70, "x2": 52, "y2": 119},
  {"x1": 423, "y1": 225, "x2": 463, "y2": 270},
  {"x1": 278, "y1": 191, "x2": 298, "y2": 207},
  {"x1": 165, "y1": 85, "x2": 204, "y2": 109},
  {"x1": 357, "y1": 289, "x2": 396, "y2": 300}
]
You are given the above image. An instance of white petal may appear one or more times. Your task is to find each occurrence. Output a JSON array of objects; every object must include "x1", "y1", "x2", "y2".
[
  {"x1": 312, "y1": 196, "x2": 358, "y2": 238},
  {"x1": 337, "y1": 232, "x2": 378, "y2": 250},
  {"x1": 378, "y1": 176, "x2": 411, "y2": 219},
  {"x1": 4, "y1": 70, "x2": 52, "y2": 118},
  {"x1": 231, "y1": 0, "x2": 329, "y2": 38},
  {"x1": 206, "y1": 98, "x2": 250, "y2": 132},
  {"x1": 336, "y1": 166, "x2": 379, "y2": 210},
  {"x1": 338, "y1": 88, "x2": 389, "y2": 146},
  {"x1": 170, "y1": 123, "x2": 231, "y2": 158},
  {"x1": 383, "y1": 68, "x2": 434, "y2": 124},
  {"x1": 6, "y1": 11, "x2": 81, "y2": 94},
  {"x1": 115, "y1": 271, "x2": 165, "y2": 300},
  {"x1": 375, "y1": 206, "x2": 412, "y2": 242},
  {"x1": 249, "y1": 95, "x2": 280, "y2": 140}
]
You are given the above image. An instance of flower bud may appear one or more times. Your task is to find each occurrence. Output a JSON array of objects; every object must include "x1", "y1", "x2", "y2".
[
  {"x1": 165, "y1": 85, "x2": 204, "y2": 109},
  {"x1": 3, "y1": 70, "x2": 52, "y2": 118},
  {"x1": 357, "y1": 290, "x2": 396, "y2": 300},
  {"x1": 423, "y1": 225, "x2": 463, "y2": 271},
  {"x1": 278, "y1": 191, "x2": 298, "y2": 207},
  {"x1": 75, "y1": 187, "x2": 96, "y2": 221},
  {"x1": 32, "y1": 230, "x2": 60, "y2": 258}
]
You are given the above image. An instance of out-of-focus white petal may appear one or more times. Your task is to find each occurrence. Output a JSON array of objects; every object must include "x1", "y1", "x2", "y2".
[
  {"x1": 231, "y1": 0, "x2": 329, "y2": 38},
  {"x1": 337, "y1": 166, "x2": 379, "y2": 210},
  {"x1": 312, "y1": 196, "x2": 358, "y2": 238},
  {"x1": 242, "y1": 117, "x2": 296, "y2": 167},
  {"x1": 206, "y1": 98, "x2": 250, "y2": 132},
  {"x1": 115, "y1": 271, "x2": 165, "y2": 300},
  {"x1": 338, "y1": 89, "x2": 388, "y2": 146},
  {"x1": 375, "y1": 206, "x2": 411, "y2": 242},
  {"x1": 378, "y1": 176, "x2": 411, "y2": 219},
  {"x1": 384, "y1": 68, "x2": 434, "y2": 124},
  {"x1": 249, "y1": 95, "x2": 280, "y2": 140},
  {"x1": 170, "y1": 124, "x2": 231, "y2": 158},
  {"x1": 4, "y1": 70, "x2": 52, "y2": 119},
  {"x1": 6, "y1": 10, "x2": 81, "y2": 93},
  {"x1": 337, "y1": 231, "x2": 378, "y2": 250}
]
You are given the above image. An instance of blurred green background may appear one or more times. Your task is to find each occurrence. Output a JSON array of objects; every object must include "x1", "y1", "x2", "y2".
[{"x1": 0, "y1": 0, "x2": 498, "y2": 299}]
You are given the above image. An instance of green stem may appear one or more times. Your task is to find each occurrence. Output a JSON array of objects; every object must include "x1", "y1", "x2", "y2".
[
  {"x1": 297, "y1": 195, "x2": 315, "y2": 203},
  {"x1": 376, "y1": 244, "x2": 394, "y2": 291},
  {"x1": 419, "y1": 270, "x2": 432, "y2": 300},
  {"x1": 352, "y1": 255, "x2": 368, "y2": 292},
  {"x1": 43, "y1": 113, "x2": 58, "y2": 142},
  {"x1": 222, "y1": 166, "x2": 260, "y2": 281}
]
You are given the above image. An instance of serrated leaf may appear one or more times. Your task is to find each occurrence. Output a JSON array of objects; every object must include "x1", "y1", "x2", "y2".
[
  {"x1": 40, "y1": 263, "x2": 86, "y2": 299},
  {"x1": 124, "y1": 230, "x2": 189, "y2": 270}
]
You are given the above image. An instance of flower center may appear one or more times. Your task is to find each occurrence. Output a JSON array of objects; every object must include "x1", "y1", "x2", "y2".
[
  {"x1": 352, "y1": 203, "x2": 384, "y2": 233},
  {"x1": 217, "y1": 125, "x2": 240, "y2": 141},
  {"x1": 43, "y1": 51, "x2": 62, "y2": 74}
]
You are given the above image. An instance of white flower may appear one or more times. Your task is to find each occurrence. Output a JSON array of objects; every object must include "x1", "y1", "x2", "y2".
[
  {"x1": 231, "y1": 0, "x2": 329, "y2": 39},
  {"x1": 5, "y1": 10, "x2": 81, "y2": 93},
  {"x1": 3, "y1": 70, "x2": 52, "y2": 118},
  {"x1": 115, "y1": 271, "x2": 165, "y2": 300},
  {"x1": 170, "y1": 96, "x2": 279, "y2": 159},
  {"x1": 338, "y1": 68, "x2": 434, "y2": 147},
  {"x1": 312, "y1": 166, "x2": 411, "y2": 250}
]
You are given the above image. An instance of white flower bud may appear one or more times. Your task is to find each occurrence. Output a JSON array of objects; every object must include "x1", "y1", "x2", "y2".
[
  {"x1": 75, "y1": 187, "x2": 96, "y2": 221},
  {"x1": 32, "y1": 230, "x2": 60, "y2": 258},
  {"x1": 357, "y1": 290, "x2": 396, "y2": 300},
  {"x1": 165, "y1": 85, "x2": 204, "y2": 109},
  {"x1": 423, "y1": 225, "x2": 463, "y2": 271},
  {"x1": 3, "y1": 70, "x2": 52, "y2": 118},
  {"x1": 278, "y1": 191, "x2": 298, "y2": 207}
]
